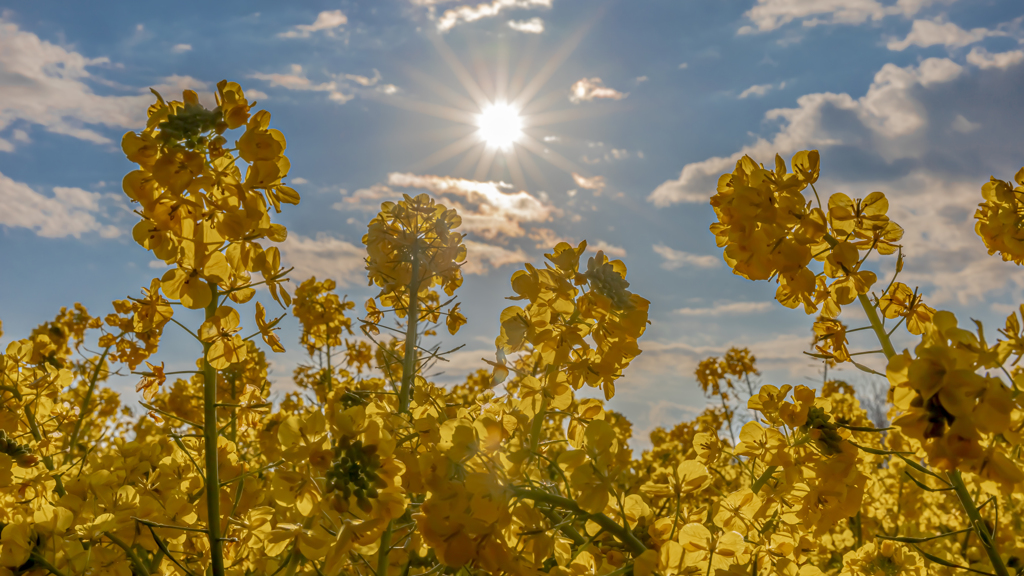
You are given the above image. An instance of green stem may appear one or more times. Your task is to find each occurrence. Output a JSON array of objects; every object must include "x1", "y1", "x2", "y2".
[
  {"x1": 947, "y1": 470, "x2": 1009, "y2": 576},
  {"x1": 859, "y1": 294, "x2": 1008, "y2": 576},
  {"x1": 377, "y1": 518, "x2": 394, "y2": 576},
  {"x1": 512, "y1": 488, "x2": 647, "y2": 555},
  {"x1": 381, "y1": 242, "x2": 421, "y2": 576},
  {"x1": 858, "y1": 294, "x2": 896, "y2": 359},
  {"x1": 398, "y1": 244, "x2": 420, "y2": 415},
  {"x1": 202, "y1": 282, "x2": 226, "y2": 576},
  {"x1": 530, "y1": 394, "x2": 549, "y2": 454},
  {"x1": 106, "y1": 532, "x2": 152, "y2": 576},
  {"x1": 66, "y1": 345, "x2": 112, "y2": 451}
]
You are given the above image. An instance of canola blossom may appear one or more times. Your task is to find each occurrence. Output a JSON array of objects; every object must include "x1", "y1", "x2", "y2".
[{"x1": 3, "y1": 82, "x2": 1024, "y2": 576}]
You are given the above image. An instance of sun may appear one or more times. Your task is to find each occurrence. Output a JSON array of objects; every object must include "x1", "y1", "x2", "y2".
[{"x1": 476, "y1": 102, "x2": 523, "y2": 149}]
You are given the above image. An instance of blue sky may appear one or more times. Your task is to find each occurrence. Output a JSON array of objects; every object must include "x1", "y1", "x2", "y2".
[{"x1": 2, "y1": 0, "x2": 1023, "y2": 445}]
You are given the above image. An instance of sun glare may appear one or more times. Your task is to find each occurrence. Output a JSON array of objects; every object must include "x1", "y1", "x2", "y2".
[{"x1": 476, "y1": 102, "x2": 523, "y2": 149}]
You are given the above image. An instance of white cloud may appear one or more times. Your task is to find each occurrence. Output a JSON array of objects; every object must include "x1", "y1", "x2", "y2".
[
  {"x1": 281, "y1": 233, "x2": 365, "y2": 287},
  {"x1": 887, "y1": 18, "x2": 1001, "y2": 51},
  {"x1": 738, "y1": 0, "x2": 953, "y2": 34},
  {"x1": 674, "y1": 301, "x2": 773, "y2": 316},
  {"x1": 649, "y1": 58, "x2": 963, "y2": 205},
  {"x1": 0, "y1": 18, "x2": 191, "y2": 148},
  {"x1": 278, "y1": 10, "x2": 347, "y2": 39},
  {"x1": 678, "y1": 62, "x2": 689, "y2": 69},
  {"x1": 249, "y1": 64, "x2": 354, "y2": 104},
  {"x1": 345, "y1": 70, "x2": 382, "y2": 87},
  {"x1": 0, "y1": 171, "x2": 119, "y2": 238},
  {"x1": 508, "y1": 17, "x2": 545, "y2": 33},
  {"x1": 437, "y1": 0, "x2": 552, "y2": 32},
  {"x1": 588, "y1": 240, "x2": 627, "y2": 258},
  {"x1": 951, "y1": 114, "x2": 980, "y2": 133},
  {"x1": 171, "y1": 43, "x2": 192, "y2": 53},
  {"x1": 462, "y1": 240, "x2": 528, "y2": 275},
  {"x1": 571, "y1": 172, "x2": 605, "y2": 191},
  {"x1": 290, "y1": 177, "x2": 309, "y2": 185},
  {"x1": 966, "y1": 46, "x2": 1024, "y2": 69},
  {"x1": 739, "y1": 83, "x2": 775, "y2": 99},
  {"x1": 652, "y1": 244, "x2": 720, "y2": 270},
  {"x1": 569, "y1": 78, "x2": 628, "y2": 104}
]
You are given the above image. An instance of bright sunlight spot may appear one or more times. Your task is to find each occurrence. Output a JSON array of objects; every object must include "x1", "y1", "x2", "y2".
[{"x1": 476, "y1": 102, "x2": 523, "y2": 149}]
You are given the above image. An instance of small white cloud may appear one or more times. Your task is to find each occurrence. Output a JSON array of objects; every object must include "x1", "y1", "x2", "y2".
[
  {"x1": 678, "y1": 62, "x2": 688, "y2": 69},
  {"x1": 12, "y1": 129, "x2": 29, "y2": 143},
  {"x1": 966, "y1": 46, "x2": 1024, "y2": 70},
  {"x1": 290, "y1": 177, "x2": 309, "y2": 185},
  {"x1": 437, "y1": 0, "x2": 552, "y2": 32},
  {"x1": 569, "y1": 78, "x2": 628, "y2": 104},
  {"x1": 635, "y1": 75, "x2": 649, "y2": 84},
  {"x1": 588, "y1": 240, "x2": 626, "y2": 258},
  {"x1": 345, "y1": 69, "x2": 382, "y2": 87},
  {"x1": 738, "y1": 83, "x2": 776, "y2": 99},
  {"x1": 508, "y1": 17, "x2": 545, "y2": 33},
  {"x1": 738, "y1": 0, "x2": 947, "y2": 34},
  {"x1": 571, "y1": 172, "x2": 605, "y2": 191},
  {"x1": 278, "y1": 10, "x2": 348, "y2": 39},
  {"x1": 674, "y1": 301, "x2": 772, "y2": 316},
  {"x1": 652, "y1": 244, "x2": 719, "y2": 270},
  {"x1": 171, "y1": 43, "x2": 192, "y2": 53},
  {"x1": 887, "y1": 18, "x2": 1002, "y2": 51},
  {"x1": 951, "y1": 114, "x2": 980, "y2": 134}
]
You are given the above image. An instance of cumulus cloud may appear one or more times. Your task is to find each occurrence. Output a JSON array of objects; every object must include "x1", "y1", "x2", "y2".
[
  {"x1": 0, "y1": 171, "x2": 119, "y2": 238},
  {"x1": 462, "y1": 240, "x2": 528, "y2": 275},
  {"x1": 674, "y1": 301, "x2": 773, "y2": 316},
  {"x1": 569, "y1": 78, "x2": 628, "y2": 104},
  {"x1": 281, "y1": 233, "x2": 366, "y2": 286},
  {"x1": 887, "y1": 18, "x2": 1002, "y2": 51},
  {"x1": 650, "y1": 53, "x2": 1024, "y2": 304},
  {"x1": 437, "y1": 0, "x2": 552, "y2": 32},
  {"x1": 278, "y1": 10, "x2": 347, "y2": 39},
  {"x1": 171, "y1": 43, "x2": 192, "y2": 53},
  {"x1": 508, "y1": 17, "x2": 545, "y2": 33},
  {"x1": 0, "y1": 18, "x2": 202, "y2": 148},
  {"x1": 649, "y1": 57, "x2": 963, "y2": 205},
  {"x1": 652, "y1": 244, "x2": 720, "y2": 270},
  {"x1": 386, "y1": 173, "x2": 559, "y2": 239},
  {"x1": 966, "y1": 46, "x2": 1024, "y2": 69},
  {"x1": 738, "y1": 0, "x2": 951, "y2": 34}
]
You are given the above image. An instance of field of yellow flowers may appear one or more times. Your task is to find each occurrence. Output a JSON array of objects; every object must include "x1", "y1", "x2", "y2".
[{"x1": 3, "y1": 81, "x2": 1024, "y2": 576}]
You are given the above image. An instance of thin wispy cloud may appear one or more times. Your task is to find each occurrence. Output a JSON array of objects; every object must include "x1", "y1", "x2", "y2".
[
  {"x1": 653, "y1": 244, "x2": 719, "y2": 270},
  {"x1": 674, "y1": 301, "x2": 773, "y2": 316},
  {"x1": 278, "y1": 10, "x2": 347, "y2": 39}
]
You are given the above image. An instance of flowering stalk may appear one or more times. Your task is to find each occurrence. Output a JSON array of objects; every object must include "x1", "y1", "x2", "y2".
[
  {"x1": 858, "y1": 294, "x2": 1009, "y2": 576},
  {"x1": 203, "y1": 282, "x2": 226, "y2": 576}
]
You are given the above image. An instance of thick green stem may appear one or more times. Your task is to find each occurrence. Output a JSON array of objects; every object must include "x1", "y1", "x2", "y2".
[
  {"x1": 857, "y1": 294, "x2": 896, "y2": 360},
  {"x1": 66, "y1": 345, "x2": 111, "y2": 451},
  {"x1": 398, "y1": 244, "x2": 420, "y2": 415},
  {"x1": 381, "y1": 243, "x2": 421, "y2": 576},
  {"x1": 512, "y1": 488, "x2": 647, "y2": 555},
  {"x1": 947, "y1": 470, "x2": 1009, "y2": 576},
  {"x1": 202, "y1": 282, "x2": 226, "y2": 576}
]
